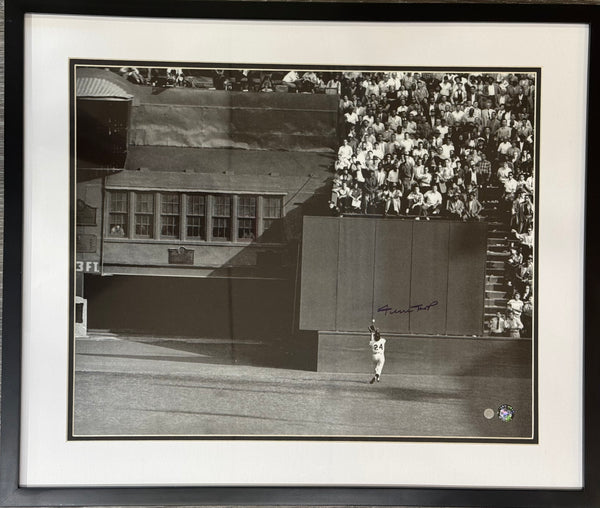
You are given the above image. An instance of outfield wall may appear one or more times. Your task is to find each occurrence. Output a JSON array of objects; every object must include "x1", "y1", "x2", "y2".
[
  {"x1": 299, "y1": 217, "x2": 488, "y2": 336},
  {"x1": 317, "y1": 332, "x2": 532, "y2": 378}
]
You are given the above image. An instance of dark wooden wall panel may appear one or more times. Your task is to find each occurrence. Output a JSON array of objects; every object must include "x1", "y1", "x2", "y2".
[
  {"x1": 373, "y1": 220, "x2": 413, "y2": 333},
  {"x1": 299, "y1": 217, "x2": 339, "y2": 330},
  {"x1": 336, "y1": 219, "x2": 375, "y2": 331},
  {"x1": 409, "y1": 222, "x2": 450, "y2": 334},
  {"x1": 446, "y1": 222, "x2": 488, "y2": 335}
]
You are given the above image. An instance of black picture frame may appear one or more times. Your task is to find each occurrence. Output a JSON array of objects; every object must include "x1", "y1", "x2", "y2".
[{"x1": 2, "y1": 1, "x2": 598, "y2": 506}]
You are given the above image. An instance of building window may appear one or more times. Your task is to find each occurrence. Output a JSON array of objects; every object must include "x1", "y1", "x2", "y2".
[
  {"x1": 237, "y1": 195, "x2": 256, "y2": 241},
  {"x1": 108, "y1": 191, "x2": 128, "y2": 236},
  {"x1": 161, "y1": 193, "x2": 180, "y2": 238},
  {"x1": 262, "y1": 196, "x2": 283, "y2": 241},
  {"x1": 212, "y1": 195, "x2": 231, "y2": 240},
  {"x1": 106, "y1": 191, "x2": 284, "y2": 243},
  {"x1": 135, "y1": 192, "x2": 154, "y2": 238},
  {"x1": 186, "y1": 194, "x2": 205, "y2": 239}
]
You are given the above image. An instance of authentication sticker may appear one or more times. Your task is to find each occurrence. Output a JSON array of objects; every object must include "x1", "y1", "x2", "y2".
[{"x1": 498, "y1": 404, "x2": 515, "y2": 422}]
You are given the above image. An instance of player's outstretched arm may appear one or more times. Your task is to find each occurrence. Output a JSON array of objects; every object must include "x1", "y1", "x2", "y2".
[{"x1": 368, "y1": 319, "x2": 376, "y2": 341}]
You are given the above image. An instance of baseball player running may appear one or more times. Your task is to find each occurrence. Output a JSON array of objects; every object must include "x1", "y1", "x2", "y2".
[{"x1": 368, "y1": 320, "x2": 386, "y2": 384}]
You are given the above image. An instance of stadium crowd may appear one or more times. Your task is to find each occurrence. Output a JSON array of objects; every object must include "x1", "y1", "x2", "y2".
[{"x1": 327, "y1": 71, "x2": 534, "y2": 222}]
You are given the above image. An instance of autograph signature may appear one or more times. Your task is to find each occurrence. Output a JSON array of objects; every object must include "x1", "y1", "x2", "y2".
[{"x1": 377, "y1": 300, "x2": 439, "y2": 316}]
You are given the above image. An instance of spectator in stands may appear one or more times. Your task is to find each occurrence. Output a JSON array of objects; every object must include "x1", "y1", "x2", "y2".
[
  {"x1": 437, "y1": 160, "x2": 454, "y2": 196},
  {"x1": 260, "y1": 73, "x2": 274, "y2": 92},
  {"x1": 300, "y1": 71, "x2": 320, "y2": 93},
  {"x1": 488, "y1": 312, "x2": 506, "y2": 337},
  {"x1": 120, "y1": 67, "x2": 146, "y2": 85},
  {"x1": 389, "y1": 183, "x2": 403, "y2": 215},
  {"x1": 338, "y1": 138, "x2": 353, "y2": 164},
  {"x1": 375, "y1": 162, "x2": 387, "y2": 187},
  {"x1": 338, "y1": 168, "x2": 353, "y2": 187},
  {"x1": 465, "y1": 159, "x2": 479, "y2": 188},
  {"x1": 352, "y1": 162, "x2": 365, "y2": 185},
  {"x1": 465, "y1": 191, "x2": 483, "y2": 221},
  {"x1": 327, "y1": 74, "x2": 342, "y2": 94},
  {"x1": 282, "y1": 70, "x2": 301, "y2": 92},
  {"x1": 167, "y1": 68, "x2": 185, "y2": 87},
  {"x1": 512, "y1": 224, "x2": 534, "y2": 256},
  {"x1": 502, "y1": 171, "x2": 518, "y2": 210},
  {"x1": 511, "y1": 190, "x2": 533, "y2": 233},
  {"x1": 423, "y1": 184, "x2": 443, "y2": 219},
  {"x1": 516, "y1": 255, "x2": 534, "y2": 293},
  {"x1": 506, "y1": 291, "x2": 524, "y2": 328},
  {"x1": 446, "y1": 193, "x2": 465, "y2": 220},
  {"x1": 329, "y1": 175, "x2": 342, "y2": 214},
  {"x1": 350, "y1": 182, "x2": 363, "y2": 212},
  {"x1": 496, "y1": 119, "x2": 512, "y2": 141},
  {"x1": 497, "y1": 160, "x2": 512, "y2": 186},
  {"x1": 504, "y1": 311, "x2": 524, "y2": 338},
  {"x1": 476, "y1": 152, "x2": 492, "y2": 199},
  {"x1": 406, "y1": 184, "x2": 424, "y2": 218},
  {"x1": 363, "y1": 170, "x2": 379, "y2": 213},
  {"x1": 505, "y1": 247, "x2": 523, "y2": 287},
  {"x1": 418, "y1": 165, "x2": 433, "y2": 193},
  {"x1": 521, "y1": 295, "x2": 533, "y2": 338},
  {"x1": 337, "y1": 181, "x2": 352, "y2": 213},
  {"x1": 387, "y1": 164, "x2": 400, "y2": 185},
  {"x1": 398, "y1": 154, "x2": 412, "y2": 192}
]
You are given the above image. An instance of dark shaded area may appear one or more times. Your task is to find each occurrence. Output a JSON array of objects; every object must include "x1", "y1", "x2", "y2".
[
  {"x1": 446, "y1": 222, "x2": 488, "y2": 335},
  {"x1": 298, "y1": 219, "x2": 339, "y2": 330},
  {"x1": 410, "y1": 221, "x2": 449, "y2": 333},
  {"x1": 85, "y1": 275, "x2": 318, "y2": 371},
  {"x1": 336, "y1": 219, "x2": 376, "y2": 330},
  {"x1": 77, "y1": 98, "x2": 130, "y2": 169}
]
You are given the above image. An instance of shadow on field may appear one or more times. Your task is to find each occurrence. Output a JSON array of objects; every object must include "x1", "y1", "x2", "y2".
[{"x1": 118, "y1": 330, "x2": 320, "y2": 371}]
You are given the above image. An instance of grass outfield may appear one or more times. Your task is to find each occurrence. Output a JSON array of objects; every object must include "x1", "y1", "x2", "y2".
[{"x1": 73, "y1": 334, "x2": 532, "y2": 439}]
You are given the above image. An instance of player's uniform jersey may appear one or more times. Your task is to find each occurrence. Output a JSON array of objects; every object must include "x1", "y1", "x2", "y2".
[{"x1": 369, "y1": 338, "x2": 386, "y2": 356}]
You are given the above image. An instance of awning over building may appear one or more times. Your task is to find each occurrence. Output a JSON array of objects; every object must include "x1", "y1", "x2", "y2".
[
  {"x1": 76, "y1": 67, "x2": 138, "y2": 97},
  {"x1": 76, "y1": 77, "x2": 133, "y2": 100}
]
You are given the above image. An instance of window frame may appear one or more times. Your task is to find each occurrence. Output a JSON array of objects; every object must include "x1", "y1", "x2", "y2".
[
  {"x1": 160, "y1": 192, "x2": 181, "y2": 239},
  {"x1": 133, "y1": 191, "x2": 155, "y2": 239},
  {"x1": 237, "y1": 195, "x2": 258, "y2": 242},
  {"x1": 107, "y1": 190, "x2": 129, "y2": 237},
  {"x1": 185, "y1": 193, "x2": 206, "y2": 241},
  {"x1": 211, "y1": 194, "x2": 233, "y2": 242},
  {"x1": 262, "y1": 195, "x2": 283, "y2": 237}
]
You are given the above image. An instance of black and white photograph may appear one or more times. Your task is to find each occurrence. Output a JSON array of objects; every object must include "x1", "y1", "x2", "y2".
[{"x1": 72, "y1": 62, "x2": 537, "y2": 441}]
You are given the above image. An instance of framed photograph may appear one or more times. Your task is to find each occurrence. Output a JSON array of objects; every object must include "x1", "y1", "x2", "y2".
[
  {"x1": 69, "y1": 60, "x2": 538, "y2": 443},
  {"x1": 2, "y1": 1, "x2": 598, "y2": 506}
]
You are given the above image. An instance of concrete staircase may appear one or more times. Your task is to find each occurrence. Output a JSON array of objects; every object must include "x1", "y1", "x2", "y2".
[{"x1": 481, "y1": 186, "x2": 512, "y2": 335}]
